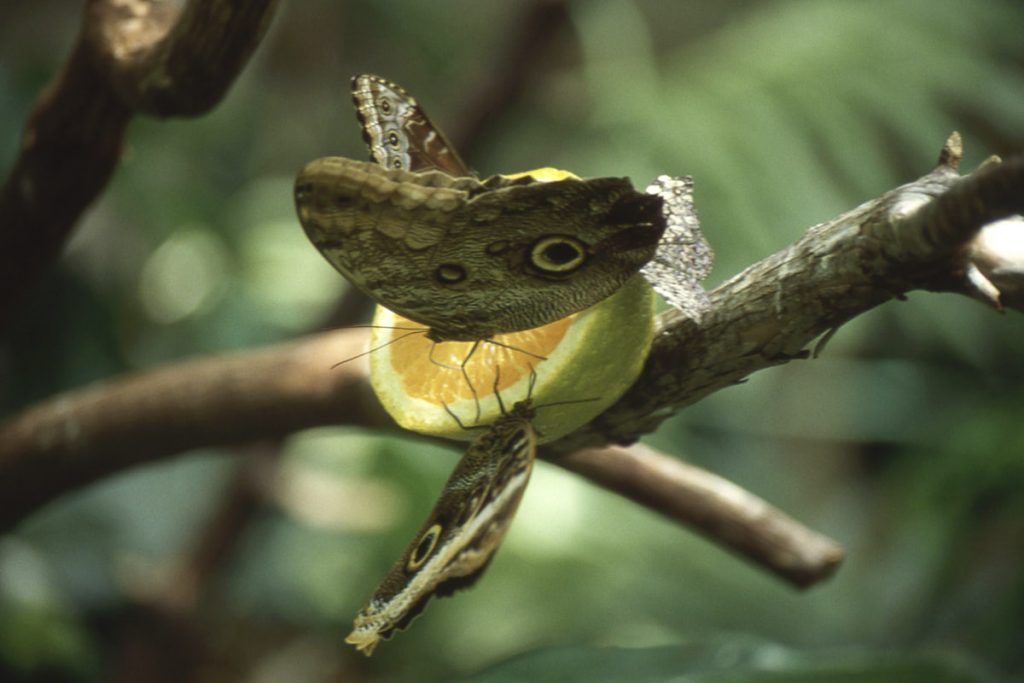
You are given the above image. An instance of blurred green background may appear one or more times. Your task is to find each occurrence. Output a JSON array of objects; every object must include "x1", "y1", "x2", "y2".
[{"x1": 2, "y1": 0, "x2": 1023, "y2": 681}]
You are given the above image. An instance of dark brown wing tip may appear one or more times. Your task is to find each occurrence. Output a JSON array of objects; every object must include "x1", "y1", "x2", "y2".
[{"x1": 606, "y1": 190, "x2": 666, "y2": 228}]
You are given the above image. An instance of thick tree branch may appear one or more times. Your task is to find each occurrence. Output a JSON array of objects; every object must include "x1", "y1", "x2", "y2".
[
  {"x1": 450, "y1": 0, "x2": 573, "y2": 159},
  {"x1": 0, "y1": 330, "x2": 386, "y2": 532},
  {"x1": 1, "y1": 138, "x2": 1020, "y2": 587},
  {"x1": 552, "y1": 139, "x2": 1024, "y2": 454},
  {"x1": 86, "y1": 0, "x2": 278, "y2": 116},
  {"x1": 0, "y1": 0, "x2": 278, "y2": 331}
]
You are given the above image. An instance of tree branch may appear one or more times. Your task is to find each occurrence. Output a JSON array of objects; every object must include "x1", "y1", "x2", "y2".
[
  {"x1": 556, "y1": 444, "x2": 843, "y2": 587},
  {"x1": 0, "y1": 330, "x2": 387, "y2": 532},
  {"x1": 86, "y1": 0, "x2": 278, "y2": 116},
  {"x1": 552, "y1": 139, "x2": 1024, "y2": 454},
  {"x1": 0, "y1": 0, "x2": 279, "y2": 331},
  {"x1": 4, "y1": 138, "x2": 1020, "y2": 587}
]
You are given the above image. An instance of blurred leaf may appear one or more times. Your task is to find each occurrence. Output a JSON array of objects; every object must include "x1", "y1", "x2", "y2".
[{"x1": 459, "y1": 638, "x2": 1000, "y2": 683}]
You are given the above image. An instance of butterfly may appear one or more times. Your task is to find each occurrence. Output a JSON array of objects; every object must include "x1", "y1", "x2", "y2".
[
  {"x1": 294, "y1": 78, "x2": 667, "y2": 343},
  {"x1": 352, "y1": 74, "x2": 470, "y2": 177},
  {"x1": 349, "y1": 73, "x2": 714, "y2": 323},
  {"x1": 345, "y1": 398, "x2": 538, "y2": 656}
]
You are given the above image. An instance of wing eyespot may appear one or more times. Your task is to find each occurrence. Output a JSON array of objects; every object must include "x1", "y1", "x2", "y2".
[
  {"x1": 529, "y1": 236, "x2": 588, "y2": 274},
  {"x1": 435, "y1": 263, "x2": 467, "y2": 285},
  {"x1": 407, "y1": 523, "x2": 443, "y2": 571}
]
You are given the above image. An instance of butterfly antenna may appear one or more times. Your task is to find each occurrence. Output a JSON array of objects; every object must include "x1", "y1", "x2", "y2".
[
  {"x1": 533, "y1": 396, "x2": 603, "y2": 411},
  {"x1": 341, "y1": 323, "x2": 431, "y2": 333},
  {"x1": 427, "y1": 342, "x2": 460, "y2": 372},
  {"x1": 331, "y1": 329, "x2": 425, "y2": 368}
]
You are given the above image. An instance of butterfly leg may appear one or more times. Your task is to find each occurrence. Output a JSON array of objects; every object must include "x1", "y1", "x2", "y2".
[
  {"x1": 483, "y1": 338, "x2": 548, "y2": 364},
  {"x1": 459, "y1": 340, "x2": 483, "y2": 424},
  {"x1": 427, "y1": 341, "x2": 461, "y2": 372}
]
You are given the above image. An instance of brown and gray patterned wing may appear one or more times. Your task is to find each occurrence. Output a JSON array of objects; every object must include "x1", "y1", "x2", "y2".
[
  {"x1": 345, "y1": 403, "x2": 537, "y2": 655},
  {"x1": 352, "y1": 74, "x2": 471, "y2": 177}
]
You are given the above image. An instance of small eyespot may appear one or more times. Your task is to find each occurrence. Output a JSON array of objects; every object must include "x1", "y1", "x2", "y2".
[
  {"x1": 485, "y1": 240, "x2": 510, "y2": 255},
  {"x1": 387, "y1": 131, "x2": 401, "y2": 149},
  {"x1": 391, "y1": 157, "x2": 403, "y2": 169},
  {"x1": 380, "y1": 99, "x2": 392, "y2": 114},
  {"x1": 435, "y1": 263, "x2": 467, "y2": 284},
  {"x1": 529, "y1": 236, "x2": 587, "y2": 274},
  {"x1": 407, "y1": 523, "x2": 442, "y2": 570}
]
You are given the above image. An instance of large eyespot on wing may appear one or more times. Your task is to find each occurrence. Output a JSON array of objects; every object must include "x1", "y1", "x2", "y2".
[
  {"x1": 528, "y1": 235, "x2": 589, "y2": 276},
  {"x1": 406, "y1": 522, "x2": 443, "y2": 572}
]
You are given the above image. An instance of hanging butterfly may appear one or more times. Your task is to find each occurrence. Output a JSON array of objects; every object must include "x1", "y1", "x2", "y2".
[
  {"x1": 348, "y1": 73, "x2": 715, "y2": 323},
  {"x1": 345, "y1": 397, "x2": 538, "y2": 656}
]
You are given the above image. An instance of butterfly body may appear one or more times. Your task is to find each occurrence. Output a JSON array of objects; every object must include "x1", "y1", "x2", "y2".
[
  {"x1": 345, "y1": 400, "x2": 538, "y2": 655},
  {"x1": 295, "y1": 157, "x2": 665, "y2": 341}
]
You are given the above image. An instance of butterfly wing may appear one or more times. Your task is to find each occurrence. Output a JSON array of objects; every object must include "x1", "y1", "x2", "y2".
[
  {"x1": 345, "y1": 405, "x2": 537, "y2": 655},
  {"x1": 295, "y1": 157, "x2": 666, "y2": 342},
  {"x1": 352, "y1": 74, "x2": 471, "y2": 177},
  {"x1": 640, "y1": 175, "x2": 714, "y2": 319}
]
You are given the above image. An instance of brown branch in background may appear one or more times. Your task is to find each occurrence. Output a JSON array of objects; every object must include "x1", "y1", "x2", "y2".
[
  {"x1": 0, "y1": 0, "x2": 279, "y2": 331},
  {"x1": 555, "y1": 444, "x2": 844, "y2": 587},
  {"x1": 0, "y1": 36, "x2": 131, "y2": 330},
  {"x1": 155, "y1": 442, "x2": 279, "y2": 613},
  {"x1": 451, "y1": 0, "x2": 573, "y2": 159},
  {"x1": 86, "y1": 0, "x2": 278, "y2": 116},
  {"x1": 0, "y1": 329, "x2": 387, "y2": 532}
]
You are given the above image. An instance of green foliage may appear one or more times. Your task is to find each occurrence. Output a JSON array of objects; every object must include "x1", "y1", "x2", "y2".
[
  {"x1": 460, "y1": 638, "x2": 998, "y2": 683},
  {"x1": 1, "y1": 0, "x2": 1023, "y2": 680}
]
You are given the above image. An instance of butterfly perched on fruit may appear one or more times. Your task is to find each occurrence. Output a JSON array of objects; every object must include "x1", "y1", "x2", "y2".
[
  {"x1": 348, "y1": 74, "x2": 714, "y2": 325},
  {"x1": 294, "y1": 76, "x2": 667, "y2": 343}
]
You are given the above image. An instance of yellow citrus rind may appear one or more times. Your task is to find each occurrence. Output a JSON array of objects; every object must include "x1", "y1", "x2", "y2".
[{"x1": 368, "y1": 273, "x2": 656, "y2": 443}]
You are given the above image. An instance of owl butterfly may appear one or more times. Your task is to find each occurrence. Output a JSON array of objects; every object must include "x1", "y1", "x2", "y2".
[
  {"x1": 345, "y1": 398, "x2": 538, "y2": 656},
  {"x1": 294, "y1": 80, "x2": 666, "y2": 344},
  {"x1": 350, "y1": 73, "x2": 715, "y2": 324},
  {"x1": 352, "y1": 73, "x2": 470, "y2": 177}
]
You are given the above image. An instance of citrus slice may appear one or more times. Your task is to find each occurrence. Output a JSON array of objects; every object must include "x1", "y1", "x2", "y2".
[{"x1": 369, "y1": 273, "x2": 656, "y2": 443}]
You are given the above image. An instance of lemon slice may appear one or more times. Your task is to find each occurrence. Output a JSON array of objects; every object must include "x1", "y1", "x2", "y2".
[{"x1": 369, "y1": 273, "x2": 656, "y2": 443}]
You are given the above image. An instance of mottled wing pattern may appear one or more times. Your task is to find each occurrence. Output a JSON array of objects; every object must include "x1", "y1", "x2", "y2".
[
  {"x1": 294, "y1": 157, "x2": 667, "y2": 342},
  {"x1": 352, "y1": 74, "x2": 471, "y2": 177},
  {"x1": 641, "y1": 175, "x2": 714, "y2": 319},
  {"x1": 345, "y1": 401, "x2": 538, "y2": 656}
]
